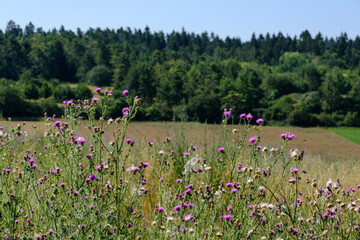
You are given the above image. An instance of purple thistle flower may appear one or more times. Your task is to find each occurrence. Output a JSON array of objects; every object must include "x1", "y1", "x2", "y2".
[
  {"x1": 59, "y1": 182, "x2": 65, "y2": 187},
  {"x1": 246, "y1": 113, "x2": 253, "y2": 119},
  {"x1": 292, "y1": 168, "x2": 299, "y2": 173},
  {"x1": 91, "y1": 98, "x2": 99, "y2": 102},
  {"x1": 95, "y1": 87, "x2": 102, "y2": 93},
  {"x1": 224, "y1": 111, "x2": 231, "y2": 118},
  {"x1": 227, "y1": 205, "x2": 232, "y2": 212},
  {"x1": 249, "y1": 137, "x2": 256, "y2": 143},
  {"x1": 218, "y1": 147, "x2": 225, "y2": 153},
  {"x1": 223, "y1": 214, "x2": 232, "y2": 220},
  {"x1": 4, "y1": 168, "x2": 11, "y2": 173},
  {"x1": 157, "y1": 206, "x2": 165, "y2": 212},
  {"x1": 174, "y1": 205, "x2": 181, "y2": 211},
  {"x1": 49, "y1": 229, "x2": 54, "y2": 234},
  {"x1": 53, "y1": 121, "x2": 61, "y2": 127},
  {"x1": 122, "y1": 89, "x2": 129, "y2": 96},
  {"x1": 256, "y1": 118, "x2": 264, "y2": 124},
  {"x1": 239, "y1": 113, "x2": 246, "y2": 118}
]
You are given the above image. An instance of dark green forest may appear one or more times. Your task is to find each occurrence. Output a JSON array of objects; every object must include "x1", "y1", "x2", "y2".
[{"x1": 1, "y1": 20, "x2": 360, "y2": 126}]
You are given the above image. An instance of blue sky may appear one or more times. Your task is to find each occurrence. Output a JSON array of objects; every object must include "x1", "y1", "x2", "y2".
[{"x1": 0, "y1": 0, "x2": 359, "y2": 41}]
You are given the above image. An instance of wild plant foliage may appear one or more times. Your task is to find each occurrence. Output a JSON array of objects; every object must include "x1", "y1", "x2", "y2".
[{"x1": 0, "y1": 90, "x2": 359, "y2": 239}]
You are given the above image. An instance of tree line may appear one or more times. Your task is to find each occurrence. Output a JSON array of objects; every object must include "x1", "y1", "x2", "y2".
[{"x1": 0, "y1": 20, "x2": 360, "y2": 126}]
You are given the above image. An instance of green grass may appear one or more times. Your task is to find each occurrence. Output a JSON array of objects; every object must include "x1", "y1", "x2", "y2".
[{"x1": 328, "y1": 127, "x2": 360, "y2": 145}]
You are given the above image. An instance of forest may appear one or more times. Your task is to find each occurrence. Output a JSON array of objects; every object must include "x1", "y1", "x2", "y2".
[{"x1": 0, "y1": 20, "x2": 360, "y2": 126}]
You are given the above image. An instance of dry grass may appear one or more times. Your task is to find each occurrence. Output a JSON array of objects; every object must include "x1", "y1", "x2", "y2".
[{"x1": 1, "y1": 120, "x2": 359, "y2": 186}]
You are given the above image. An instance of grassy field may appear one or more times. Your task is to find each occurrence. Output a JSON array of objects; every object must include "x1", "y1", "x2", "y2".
[
  {"x1": 1, "y1": 98, "x2": 360, "y2": 238},
  {"x1": 327, "y1": 127, "x2": 360, "y2": 145}
]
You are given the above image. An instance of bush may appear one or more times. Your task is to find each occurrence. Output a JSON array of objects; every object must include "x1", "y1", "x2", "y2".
[
  {"x1": 74, "y1": 83, "x2": 93, "y2": 100},
  {"x1": 86, "y1": 65, "x2": 112, "y2": 86}
]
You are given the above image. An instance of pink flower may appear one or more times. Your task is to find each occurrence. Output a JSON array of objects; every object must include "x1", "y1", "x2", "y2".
[
  {"x1": 246, "y1": 113, "x2": 253, "y2": 119},
  {"x1": 53, "y1": 121, "x2": 61, "y2": 127},
  {"x1": 123, "y1": 89, "x2": 129, "y2": 96},
  {"x1": 91, "y1": 98, "x2": 99, "y2": 102},
  {"x1": 224, "y1": 111, "x2": 231, "y2": 118},
  {"x1": 256, "y1": 119, "x2": 264, "y2": 124},
  {"x1": 249, "y1": 137, "x2": 256, "y2": 143},
  {"x1": 157, "y1": 206, "x2": 165, "y2": 212},
  {"x1": 95, "y1": 87, "x2": 102, "y2": 93},
  {"x1": 218, "y1": 147, "x2": 225, "y2": 153}
]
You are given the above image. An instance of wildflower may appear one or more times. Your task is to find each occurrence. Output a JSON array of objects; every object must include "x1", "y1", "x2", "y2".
[
  {"x1": 218, "y1": 147, "x2": 225, "y2": 153},
  {"x1": 224, "y1": 111, "x2": 231, "y2": 118},
  {"x1": 184, "y1": 152, "x2": 190, "y2": 156},
  {"x1": 74, "y1": 137, "x2": 86, "y2": 144},
  {"x1": 157, "y1": 206, "x2": 165, "y2": 212},
  {"x1": 239, "y1": 113, "x2": 246, "y2": 118},
  {"x1": 249, "y1": 137, "x2": 256, "y2": 143},
  {"x1": 256, "y1": 119, "x2": 264, "y2": 124},
  {"x1": 223, "y1": 214, "x2": 232, "y2": 221},
  {"x1": 49, "y1": 229, "x2": 54, "y2": 234},
  {"x1": 174, "y1": 205, "x2": 181, "y2": 211},
  {"x1": 91, "y1": 98, "x2": 99, "y2": 102},
  {"x1": 246, "y1": 113, "x2": 253, "y2": 119},
  {"x1": 141, "y1": 162, "x2": 149, "y2": 168},
  {"x1": 95, "y1": 87, "x2": 102, "y2": 93},
  {"x1": 127, "y1": 166, "x2": 140, "y2": 173},
  {"x1": 4, "y1": 168, "x2": 11, "y2": 173},
  {"x1": 182, "y1": 214, "x2": 194, "y2": 222},
  {"x1": 53, "y1": 121, "x2": 61, "y2": 127},
  {"x1": 126, "y1": 138, "x2": 134, "y2": 145},
  {"x1": 291, "y1": 168, "x2": 299, "y2": 173},
  {"x1": 59, "y1": 182, "x2": 65, "y2": 187},
  {"x1": 289, "y1": 178, "x2": 297, "y2": 183},
  {"x1": 123, "y1": 89, "x2": 129, "y2": 96}
]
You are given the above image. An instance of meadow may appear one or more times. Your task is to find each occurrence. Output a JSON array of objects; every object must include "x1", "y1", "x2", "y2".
[
  {"x1": 0, "y1": 89, "x2": 360, "y2": 239},
  {"x1": 327, "y1": 128, "x2": 360, "y2": 145}
]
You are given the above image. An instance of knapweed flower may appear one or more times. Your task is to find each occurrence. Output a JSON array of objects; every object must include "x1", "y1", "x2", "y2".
[
  {"x1": 123, "y1": 89, "x2": 129, "y2": 96},
  {"x1": 91, "y1": 97, "x2": 99, "y2": 102},
  {"x1": 239, "y1": 113, "x2": 246, "y2": 118},
  {"x1": 218, "y1": 147, "x2": 225, "y2": 153},
  {"x1": 174, "y1": 205, "x2": 181, "y2": 211},
  {"x1": 184, "y1": 152, "x2": 190, "y2": 156},
  {"x1": 292, "y1": 168, "x2": 299, "y2": 173},
  {"x1": 223, "y1": 214, "x2": 232, "y2": 221},
  {"x1": 4, "y1": 168, "x2": 11, "y2": 173},
  {"x1": 53, "y1": 121, "x2": 61, "y2": 127},
  {"x1": 95, "y1": 87, "x2": 102, "y2": 93},
  {"x1": 49, "y1": 229, "x2": 54, "y2": 234},
  {"x1": 59, "y1": 182, "x2": 65, "y2": 187},
  {"x1": 224, "y1": 111, "x2": 231, "y2": 118}
]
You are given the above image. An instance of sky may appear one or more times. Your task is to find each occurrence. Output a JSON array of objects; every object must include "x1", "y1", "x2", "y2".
[{"x1": 0, "y1": 0, "x2": 359, "y2": 41}]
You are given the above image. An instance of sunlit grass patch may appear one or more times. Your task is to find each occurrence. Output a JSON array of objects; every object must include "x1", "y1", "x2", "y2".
[{"x1": 327, "y1": 127, "x2": 360, "y2": 145}]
